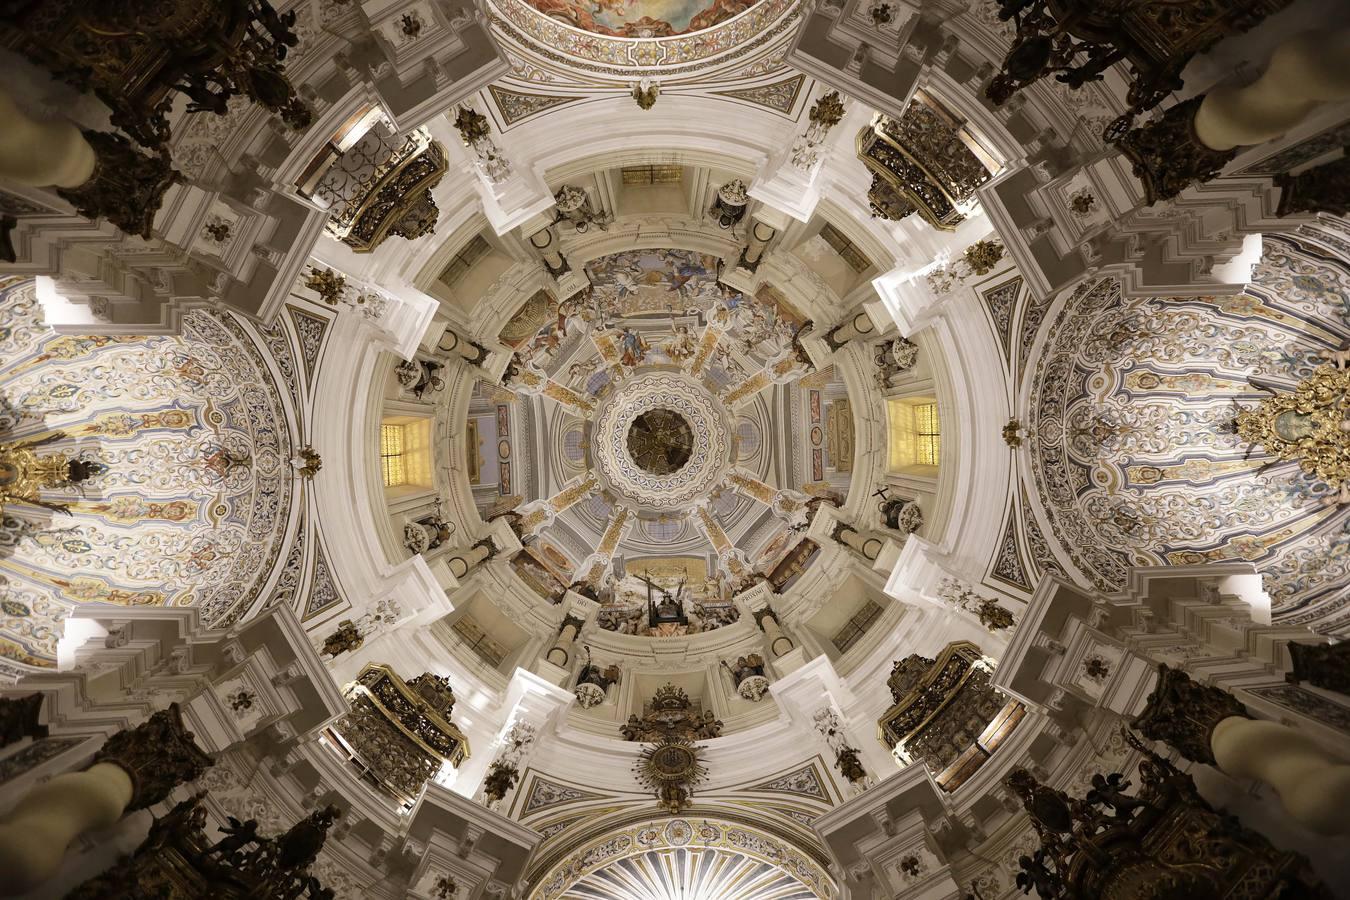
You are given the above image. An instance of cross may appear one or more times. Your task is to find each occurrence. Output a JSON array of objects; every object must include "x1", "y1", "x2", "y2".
[{"x1": 871, "y1": 486, "x2": 891, "y2": 502}]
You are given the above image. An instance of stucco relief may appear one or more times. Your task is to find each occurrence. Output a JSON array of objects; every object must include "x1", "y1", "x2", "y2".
[
  {"x1": 0, "y1": 277, "x2": 297, "y2": 673},
  {"x1": 1026, "y1": 234, "x2": 1350, "y2": 635}
]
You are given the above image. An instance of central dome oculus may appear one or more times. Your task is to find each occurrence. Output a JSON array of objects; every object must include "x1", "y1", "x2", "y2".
[
  {"x1": 591, "y1": 370, "x2": 733, "y2": 513},
  {"x1": 627, "y1": 408, "x2": 695, "y2": 475}
]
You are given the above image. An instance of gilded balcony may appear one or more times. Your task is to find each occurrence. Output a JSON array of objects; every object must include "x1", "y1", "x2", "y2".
[
  {"x1": 878, "y1": 641, "x2": 1024, "y2": 791},
  {"x1": 326, "y1": 663, "x2": 469, "y2": 807},
  {"x1": 857, "y1": 97, "x2": 995, "y2": 231},
  {"x1": 304, "y1": 123, "x2": 447, "y2": 254}
]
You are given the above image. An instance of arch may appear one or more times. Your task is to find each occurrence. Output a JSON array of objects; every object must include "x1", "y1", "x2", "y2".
[{"x1": 528, "y1": 815, "x2": 836, "y2": 900}]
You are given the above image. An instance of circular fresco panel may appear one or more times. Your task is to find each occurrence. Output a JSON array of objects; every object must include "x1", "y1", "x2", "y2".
[{"x1": 524, "y1": 0, "x2": 762, "y2": 37}]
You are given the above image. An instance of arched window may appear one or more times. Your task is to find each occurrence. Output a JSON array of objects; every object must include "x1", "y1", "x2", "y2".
[
  {"x1": 887, "y1": 397, "x2": 941, "y2": 472},
  {"x1": 380, "y1": 416, "x2": 433, "y2": 491}
]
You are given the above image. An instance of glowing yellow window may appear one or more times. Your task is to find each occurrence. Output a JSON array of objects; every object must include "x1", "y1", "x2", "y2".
[
  {"x1": 380, "y1": 424, "x2": 407, "y2": 486},
  {"x1": 914, "y1": 403, "x2": 941, "y2": 466}
]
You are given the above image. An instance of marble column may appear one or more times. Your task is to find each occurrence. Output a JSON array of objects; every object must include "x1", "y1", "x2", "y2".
[
  {"x1": 833, "y1": 522, "x2": 885, "y2": 561},
  {"x1": 1134, "y1": 665, "x2": 1350, "y2": 836},
  {"x1": 445, "y1": 538, "x2": 496, "y2": 580},
  {"x1": 545, "y1": 615, "x2": 585, "y2": 668},
  {"x1": 738, "y1": 219, "x2": 778, "y2": 272},
  {"x1": 0, "y1": 704, "x2": 212, "y2": 895},
  {"x1": 1195, "y1": 29, "x2": 1350, "y2": 152},
  {"x1": 754, "y1": 607, "x2": 796, "y2": 658},
  {"x1": 437, "y1": 327, "x2": 489, "y2": 367},
  {"x1": 824, "y1": 310, "x2": 876, "y2": 351},
  {"x1": 0, "y1": 87, "x2": 95, "y2": 189},
  {"x1": 527, "y1": 223, "x2": 569, "y2": 276}
]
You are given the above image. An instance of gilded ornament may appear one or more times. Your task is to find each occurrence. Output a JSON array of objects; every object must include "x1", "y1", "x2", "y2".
[
  {"x1": 1286, "y1": 641, "x2": 1350, "y2": 695},
  {"x1": 809, "y1": 90, "x2": 845, "y2": 129},
  {"x1": 202, "y1": 219, "x2": 231, "y2": 242},
  {"x1": 1276, "y1": 150, "x2": 1350, "y2": 218},
  {"x1": 1113, "y1": 97, "x2": 1239, "y2": 205},
  {"x1": 1068, "y1": 188, "x2": 1097, "y2": 217},
  {"x1": 227, "y1": 689, "x2": 256, "y2": 713},
  {"x1": 621, "y1": 684, "x2": 723, "y2": 742},
  {"x1": 55, "y1": 130, "x2": 182, "y2": 240},
  {"x1": 962, "y1": 239, "x2": 1004, "y2": 275},
  {"x1": 92, "y1": 703, "x2": 214, "y2": 811},
  {"x1": 320, "y1": 619, "x2": 364, "y2": 658},
  {"x1": 984, "y1": 0, "x2": 1289, "y2": 138},
  {"x1": 858, "y1": 100, "x2": 992, "y2": 231},
  {"x1": 0, "y1": 694, "x2": 47, "y2": 748},
  {"x1": 1235, "y1": 357, "x2": 1350, "y2": 500},
  {"x1": 880, "y1": 642, "x2": 1023, "y2": 790},
  {"x1": 65, "y1": 792, "x2": 339, "y2": 900},
  {"x1": 292, "y1": 446, "x2": 322, "y2": 479},
  {"x1": 626, "y1": 409, "x2": 694, "y2": 475},
  {"x1": 0, "y1": 437, "x2": 106, "y2": 515},
  {"x1": 1132, "y1": 664, "x2": 1249, "y2": 765},
  {"x1": 938, "y1": 577, "x2": 1016, "y2": 631},
  {"x1": 632, "y1": 79, "x2": 660, "y2": 110},
  {"x1": 481, "y1": 761, "x2": 520, "y2": 804},
  {"x1": 336, "y1": 137, "x2": 447, "y2": 252},
  {"x1": 331, "y1": 664, "x2": 470, "y2": 804},
  {"x1": 633, "y1": 736, "x2": 706, "y2": 814},
  {"x1": 1006, "y1": 732, "x2": 1332, "y2": 899},
  {"x1": 453, "y1": 106, "x2": 492, "y2": 144},
  {"x1": 303, "y1": 268, "x2": 347, "y2": 306},
  {"x1": 4, "y1": 0, "x2": 312, "y2": 151}
]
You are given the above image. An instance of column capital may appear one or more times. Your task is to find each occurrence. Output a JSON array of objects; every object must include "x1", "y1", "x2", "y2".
[
  {"x1": 1132, "y1": 664, "x2": 1249, "y2": 765},
  {"x1": 91, "y1": 703, "x2": 213, "y2": 811}
]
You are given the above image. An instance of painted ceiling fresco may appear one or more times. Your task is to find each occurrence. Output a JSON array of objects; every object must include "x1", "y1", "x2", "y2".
[
  {"x1": 477, "y1": 249, "x2": 852, "y2": 638},
  {"x1": 562, "y1": 846, "x2": 817, "y2": 900},
  {"x1": 524, "y1": 0, "x2": 761, "y2": 37},
  {"x1": 0, "y1": 277, "x2": 296, "y2": 675},
  {"x1": 535, "y1": 817, "x2": 831, "y2": 900},
  {"x1": 1027, "y1": 227, "x2": 1350, "y2": 635}
]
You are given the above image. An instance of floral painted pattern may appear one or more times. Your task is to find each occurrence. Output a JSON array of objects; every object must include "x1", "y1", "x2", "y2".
[
  {"x1": 1026, "y1": 229, "x2": 1350, "y2": 635},
  {"x1": 0, "y1": 278, "x2": 296, "y2": 675}
]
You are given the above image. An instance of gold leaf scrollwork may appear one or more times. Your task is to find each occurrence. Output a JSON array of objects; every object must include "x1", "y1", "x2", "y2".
[{"x1": 1236, "y1": 360, "x2": 1350, "y2": 497}]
